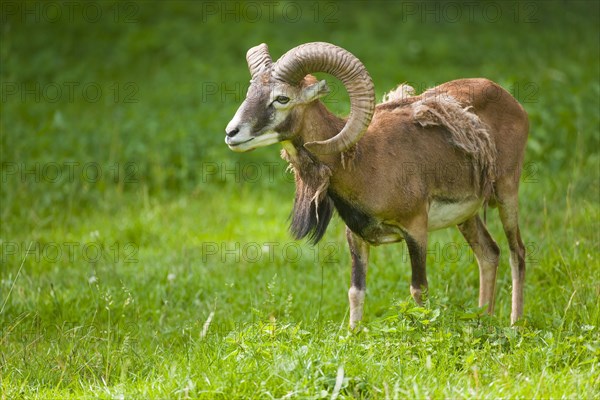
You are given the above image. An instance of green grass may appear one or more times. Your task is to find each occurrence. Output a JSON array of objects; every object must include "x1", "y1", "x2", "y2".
[{"x1": 1, "y1": 1, "x2": 599, "y2": 398}]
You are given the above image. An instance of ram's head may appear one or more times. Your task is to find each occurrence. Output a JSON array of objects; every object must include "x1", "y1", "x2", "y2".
[{"x1": 225, "y1": 42, "x2": 375, "y2": 155}]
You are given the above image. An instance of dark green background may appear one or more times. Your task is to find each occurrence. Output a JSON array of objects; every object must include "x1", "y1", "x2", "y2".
[{"x1": 1, "y1": 1, "x2": 599, "y2": 397}]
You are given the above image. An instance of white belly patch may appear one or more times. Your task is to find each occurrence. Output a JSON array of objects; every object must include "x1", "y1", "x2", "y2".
[{"x1": 427, "y1": 198, "x2": 483, "y2": 231}]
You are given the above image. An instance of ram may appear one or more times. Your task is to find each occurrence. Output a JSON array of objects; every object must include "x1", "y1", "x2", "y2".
[{"x1": 225, "y1": 42, "x2": 529, "y2": 328}]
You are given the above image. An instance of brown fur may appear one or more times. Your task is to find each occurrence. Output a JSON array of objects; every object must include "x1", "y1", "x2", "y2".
[
  {"x1": 412, "y1": 92, "x2": 497, "y2": 197},
  {"x1": 283, "y1": 78, "x2": 528, "y2": 325},
  {"x1": 379, "y1": 83, "x2": 497, "y2": 197}
]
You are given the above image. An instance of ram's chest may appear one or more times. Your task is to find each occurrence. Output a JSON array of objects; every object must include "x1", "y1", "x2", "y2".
[{"x1": 328, "y1": 190, "x2": 405, "y2": 245}]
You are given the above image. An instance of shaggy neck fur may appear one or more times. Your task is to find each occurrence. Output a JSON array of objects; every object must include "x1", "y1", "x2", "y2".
[{"x1": 281, "y1": 101, "x2": 345, "y2": 244}]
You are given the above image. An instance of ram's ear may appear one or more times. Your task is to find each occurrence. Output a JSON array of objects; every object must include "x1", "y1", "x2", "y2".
[{"x1": 299, "y1": 80, "x2": 330, "y2": 104}]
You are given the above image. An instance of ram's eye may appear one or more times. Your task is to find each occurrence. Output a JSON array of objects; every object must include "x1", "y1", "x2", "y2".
[{"x1": 275, "y1": 96, "x2": 290, "y2": 104}]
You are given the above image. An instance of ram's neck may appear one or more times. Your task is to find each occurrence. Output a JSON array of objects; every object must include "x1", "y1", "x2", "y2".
[
  {"x1": 282, "y1": 101, "x2": 346, "y2": 168},
  {"x1": 302, "y1": 101, "x2": 346, "y2": 143}
]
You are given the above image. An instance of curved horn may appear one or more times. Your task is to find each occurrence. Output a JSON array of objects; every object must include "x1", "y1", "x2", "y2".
[
  {"x1": 246, "y1": 43, "x2": 272, "y2": 78},
  {"x1": 272, "y1": 42, "x2": 375, "y2": 155}
]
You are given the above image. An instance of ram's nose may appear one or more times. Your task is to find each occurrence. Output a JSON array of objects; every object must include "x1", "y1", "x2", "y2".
[{"x1": 225, "y1": 127, "x2": 240, "y2": 137}]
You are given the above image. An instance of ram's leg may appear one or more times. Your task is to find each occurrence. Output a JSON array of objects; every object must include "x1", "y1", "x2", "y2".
[
  {"x1": 346, "y1": 227, "x2": 370, "y2": 329},
  {"x1": 458, "y1": 215, "x2": 500, "y2": 313},
  {"x1": 498, "y1": 193, "x2": 526, "y2": 324},
  {"x1": 404, "y1": 220, "x2": 429, "y2": 305}
]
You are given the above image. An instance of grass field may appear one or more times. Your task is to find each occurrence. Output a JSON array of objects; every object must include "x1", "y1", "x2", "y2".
[{"x1": 1, "y1": 1, "x2": 599, "y2": 398}]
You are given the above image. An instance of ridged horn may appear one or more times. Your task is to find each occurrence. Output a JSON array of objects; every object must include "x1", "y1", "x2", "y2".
[
  {"x1": 246, "y1": 43, "x2": 272, "y2": 78},
  {"x1": 272, "y1": 42, "x2": 375, "y2": 155}
]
